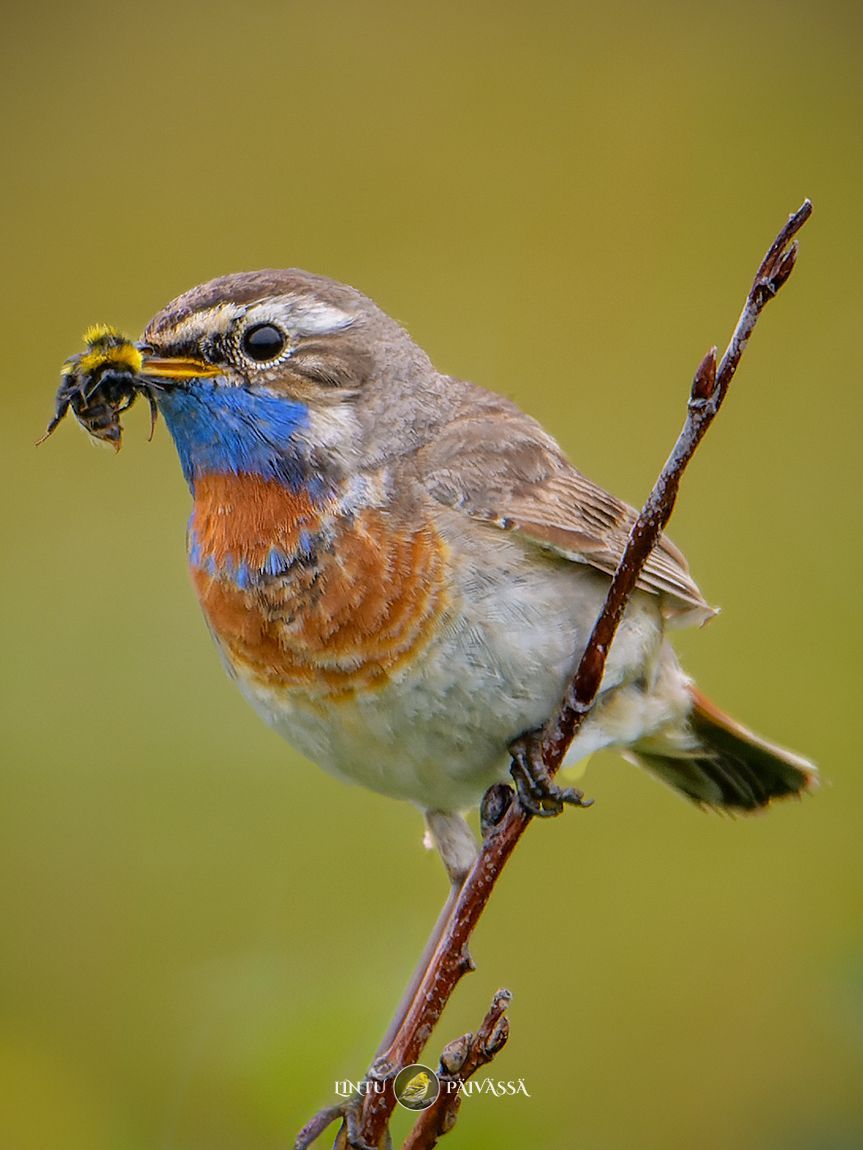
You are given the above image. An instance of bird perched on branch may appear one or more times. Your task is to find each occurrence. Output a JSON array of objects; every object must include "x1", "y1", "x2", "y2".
[{"x1": 54, "y1": 270, "x2": 818, "y2": 883}]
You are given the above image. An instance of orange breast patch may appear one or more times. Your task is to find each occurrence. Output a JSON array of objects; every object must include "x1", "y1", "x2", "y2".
[
  {"x1": 189, "y1": 476, "x2": 450, "y2": 698},
  {"x1": 191, "y1": 471, "x2": 324, "y2": 572}
]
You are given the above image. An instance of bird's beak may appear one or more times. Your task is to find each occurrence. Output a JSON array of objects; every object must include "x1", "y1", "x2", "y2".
[{"x1": 136, "y1": 349, "x2": 221, "y2": 382}]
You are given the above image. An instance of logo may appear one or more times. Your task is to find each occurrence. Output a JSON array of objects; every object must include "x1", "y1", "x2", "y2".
[
  {"x1": 393, "y1": 1064, "x2": 440, "y2": 1110},
  {"x1": 333, "y1": 1069, "x2": 532, "y2": 1105}
]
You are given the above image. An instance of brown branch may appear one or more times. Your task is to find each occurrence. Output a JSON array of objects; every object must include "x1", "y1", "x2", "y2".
[
  {"x1": 402, "y1": 989, "x2": 512, "y2": 1150},
  {"x1": 296, "y1": 199, "x2": 812, "y2": 1150}
]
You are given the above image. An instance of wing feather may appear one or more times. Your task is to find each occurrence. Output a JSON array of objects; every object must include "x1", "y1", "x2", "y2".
[{"x1": 418, "y1": 390, "x2": 714, "y2": 626}]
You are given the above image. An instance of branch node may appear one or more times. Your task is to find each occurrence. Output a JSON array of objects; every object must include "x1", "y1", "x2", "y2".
[
  {"x1": 367, "y1": 1057, "x2": 394, "y2": 1082},
  {"x1": 459, "y1": 949, "x2": 476, "y2": 975},
  {"x1": 440, "y1": 1033, "x2": 471, "y2": 1075},
  {"x1": 691, "y1": 347, "x2": 718, "y2": 401},
  {"x1": 480, "y1": 782, "x2": 514, "y2": 836},
  {"x1": 401, "y1": 990, "x2": 514, "y2": 1149},
  {"x1": 773, "y1": 240, "x2": 800, "y2": 290}
]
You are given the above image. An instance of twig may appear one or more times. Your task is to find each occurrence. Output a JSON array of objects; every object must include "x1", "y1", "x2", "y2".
[
  {"x1": 544, "y1": 198, "x2": 811, "y2": 764},
  {"x1": 402, "y1": 989, "x2": 512, "y2": 1150},
  {"x1": 297, "y1": 199, "x2": 812, "y2": 1150}
]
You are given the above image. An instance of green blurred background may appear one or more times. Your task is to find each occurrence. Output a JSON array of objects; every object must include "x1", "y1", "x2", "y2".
[{"x1": 2, "y1": 2, "x2": 861, "y2": 1147}]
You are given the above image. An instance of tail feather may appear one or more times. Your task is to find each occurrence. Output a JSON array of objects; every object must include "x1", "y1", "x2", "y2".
[{"x1": 628, "y1": 685, "x2": 818, "y2": 812}]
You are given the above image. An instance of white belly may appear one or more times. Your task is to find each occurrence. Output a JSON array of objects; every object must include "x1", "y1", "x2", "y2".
[{"x1": 229, "y1": 536, "x2": 671, "y2": 812}]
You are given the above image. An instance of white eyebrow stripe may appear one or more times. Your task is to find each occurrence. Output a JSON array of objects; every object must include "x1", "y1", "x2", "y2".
[
  {"x1": 278, "y1": 297, "x2": 355, "y2": 336},
  {"x1": 150, "y1": 296, "x2": 356, "y2": 349}
]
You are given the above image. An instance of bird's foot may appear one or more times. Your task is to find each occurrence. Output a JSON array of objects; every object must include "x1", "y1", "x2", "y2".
[{"x1": 508, "y1": 732, "x2": 594, "y2": 817}]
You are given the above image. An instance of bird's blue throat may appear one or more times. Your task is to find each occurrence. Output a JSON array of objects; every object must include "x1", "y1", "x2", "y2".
[
  {"x1": 158, "y1": 382, "x2": 333, "y2": 592},
  {"x1": 156, "y1": 381, "x2": 320, "y2": 492}
]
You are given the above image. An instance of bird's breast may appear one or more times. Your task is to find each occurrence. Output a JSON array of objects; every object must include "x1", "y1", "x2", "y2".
[{"x1": 188, "y1": 472, "x2": 451, "y2": 699}]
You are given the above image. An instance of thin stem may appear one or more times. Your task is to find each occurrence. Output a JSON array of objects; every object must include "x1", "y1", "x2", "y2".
[
  {"x1": 375, "y1": 880, "x2": 468, "y2": 1057},
  {"x1": 297, "y1": 199, "x2": 812, "y2": 1150}
]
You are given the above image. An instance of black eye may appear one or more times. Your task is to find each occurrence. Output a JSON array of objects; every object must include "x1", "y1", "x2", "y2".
[{"x1": 242, "y1": 323, "x2": 287, "y2": 362}]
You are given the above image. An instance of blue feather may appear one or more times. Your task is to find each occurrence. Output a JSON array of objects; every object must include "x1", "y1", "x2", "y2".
[
  {"x1": 157, "y1": 382, "x2": 313, "y2": 490},
  {"x1": 188, "y1": 525, "x2": 204, "y2": 568},
  {"x1": 263, "y1": 547, "x2": 290, "y2": 576}
]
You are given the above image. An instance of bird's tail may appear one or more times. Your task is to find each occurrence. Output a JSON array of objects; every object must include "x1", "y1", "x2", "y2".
[{"x1": 626, "y1": 685, "x2": 818, "y2": 811}]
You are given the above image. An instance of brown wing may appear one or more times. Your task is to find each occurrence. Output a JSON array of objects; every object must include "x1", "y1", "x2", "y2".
[{"x1": 419, "y1": 390, "x2": 714, "y2": 626}]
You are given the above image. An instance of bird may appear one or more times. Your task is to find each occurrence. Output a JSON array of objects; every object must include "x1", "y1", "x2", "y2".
[
  {"x1": 73, "y1": 269, "x2": 818, "y2": 883},
  {"x1": 398, "y1": 1071, "x2": 434, "y2": 1106}
]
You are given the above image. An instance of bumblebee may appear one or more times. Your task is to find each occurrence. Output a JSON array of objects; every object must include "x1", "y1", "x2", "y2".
[{"x1": 40, "y1": 325, "x2": 156, "y2": 450}]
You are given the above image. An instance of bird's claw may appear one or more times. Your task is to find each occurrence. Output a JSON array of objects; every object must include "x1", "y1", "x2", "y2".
[{"x1": 509, "y1": 733, "x2": 594, "y2": 817}]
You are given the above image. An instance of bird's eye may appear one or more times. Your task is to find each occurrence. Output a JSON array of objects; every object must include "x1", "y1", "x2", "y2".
[{"x1": 242, "y1": 323, "x2": 288, "y2": 362}]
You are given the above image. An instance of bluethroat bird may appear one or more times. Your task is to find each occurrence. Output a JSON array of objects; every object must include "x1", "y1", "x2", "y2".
[{"x1": 50, "y1": 270, "x2": 817, "y2": 882}]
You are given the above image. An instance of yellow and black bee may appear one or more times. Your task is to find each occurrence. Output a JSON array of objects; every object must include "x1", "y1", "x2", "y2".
[{"x1": 40, "y1": 325, "x2": 157, "y2": 450}]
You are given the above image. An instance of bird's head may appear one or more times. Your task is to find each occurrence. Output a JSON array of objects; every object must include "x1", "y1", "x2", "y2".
[{"x1": 136, "y1": 269, "x2": 429, "y2": 491}]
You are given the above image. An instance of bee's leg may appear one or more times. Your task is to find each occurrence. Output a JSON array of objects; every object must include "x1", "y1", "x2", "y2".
[
  {"x1": 82, "y1": 373, "x2": 105, "y2": 400},
  {"x1": 37, "y1": 379, "x2": 79, "y2": 443},
  {"x1": 145, "y1": 391, "x2": 159, "y2": 441},
  {"x1": 36, "y1": 407, "x2": 68, "y2": 444},
  {"x1": 509, "y1": 730, "x2": 594, "y2": 817}
]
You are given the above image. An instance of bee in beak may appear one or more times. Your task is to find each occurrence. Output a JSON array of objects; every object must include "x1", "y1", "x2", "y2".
[{"x1": 39, "y1": 324, "x2": 218, "y2": 449}]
